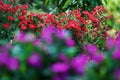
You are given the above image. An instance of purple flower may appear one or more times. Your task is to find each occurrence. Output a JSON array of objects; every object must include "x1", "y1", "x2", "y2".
[
  {"x1": 53, "y1": 74, "x2": 68, "y2": 80},
  {"x1": 53, "y1": 76, "x2": 62, "y2": 80},
  {"x1": 24, "y1": 33, "x2": 36, "y2": 42},
  {"x1": 84, "y1": 44, "x2": 98, "y2": 55},
  {"x1": 56, "y1": 29, "x2": 69, "y2": 39},
  {"x1": 112, "y1": 49, "x2": 120, "y2": 60},
  {"x1": 33, "y1": 39, "x2": 40, "y2": 46},
  {"x1": 7, "y1": 58, "x2": 19, "y2": 70},
  {"x1": 71, "y1": 54, "x2": 89, "y2": 74},
  {"x1": 65, "y1": 38, "x2": 75, "y2": 47},
  {"x1": 6, "y1": 42, "x2": 13, "y2": 49},
  {"x1": 14, "y1": 32, "x2": 35, "y2": 42},
  {"x1": 115, "y1": 33, "x2": 120, "y2": 48},
  {"x1": 91, "y1": 53, "x2": 105, "y2": 63},
  {"x1": 40, "y1": 26, "x2": 55, "y2": 43},
  {"x1": 14, "y1": 31, "x2": 25, "y2": 42},
  {"x1": 28, "y1": 53, "x2": 42, "y2": 67},
  {"x1": 58, "y1": 54, "x2": 68, "y2": 62},
  {"x1": 116, "y1": 32, "x2": 120, "y2": 41},
  {"x1": 0, "y1": 52, "x2": 9, "y2": 65},
  {"x1": 51, "y1": 62, "x2": 69, "y2": 73},
  {"x1": 115, "y1": 41, "x2": 120, "y2": 49},
  {"x1": 106, "y1": 37, "x2": 115, "y2": 49},
  {"x1": 114, "y1": 68, "x2": 120, "y2": 80}
]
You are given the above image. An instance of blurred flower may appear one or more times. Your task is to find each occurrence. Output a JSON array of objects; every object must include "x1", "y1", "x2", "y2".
[
  {"x1": 65, "y1": 39, "x2": 75, "y2": 47},
  {"x1": 71, "y1": 54, "x2": 89, "y2": 74},
  {"x1": 84, "y1": 44, "x2": 98, "y2": 55},
  {"x1": 6, "y1": 42, "x2": 13, "y2": 49},
  {"x1": 33, "y1": 39, "x2": 40, "y2": 46},
  {"x1": 53, "y1": 75, "x2": 67, "y2": 80},
  {"x1": 115, "y1": 33, "x2": 120, "y2": 48},
  {"x1": 51, "y1": 62, "x2": 69, "y2": 73},
  {"x1": 21, "y1": 25, "x2": 27, "y2": 30},
  {"x1": 56, "y1": 29, "x2": 69, "y2": 39},
  {"x1": 14, "y1": 31, "x2": 35, "y2": 42},
  {"x1": 0, "y1": 52, "x2": 9, "y2": 65},
  {"x1": 29, "y1": 24, "x2": 36, "y2": 29},
  {"x1": 3, "y1": 23, "x2": 9, "y2": 28},
  {"x1": 28, "y1": 53, "x2": 42, "y2": 67},
  {"x1": 112, "y1": 49, "x2": 120, "y2": 60},
  {"x1": 58, "y1": 54, "x2": 68, "y2": 62},
  {"x1": 91, "y1": 53, "x2": 105, "y2": 63},
  {"x1": 114, "y1": 68, "x2": 120, "y2": 80},
  {"x1": 7, "y1": 58, "x2": 19, "y2": 70},
  {"x1": 53, "y1": 76, "x2": 62, "y2": 80},
  {"x1": 40, "y1": 26, "x2": 54, "y2": 43},
  {"x1": 7, "y1": 16, "x2": 14, "y2": 21},
  {"x1": 24, "y1": 33, "x2": 35, "y2": 42},
  {"x1": 14, "y1": 31, "x2": 25, "y2": 42},
  {"x1": 106, "y1": 37, "x2": 116, "y2": 49}
]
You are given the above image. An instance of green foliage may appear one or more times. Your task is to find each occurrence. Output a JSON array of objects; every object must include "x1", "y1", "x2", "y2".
[
  {"x1": 102, "y1": 0, "x2": 120, "y2": 30},
  {"x1": 30, "y1": 0, "x2": 102, "y2": 14}
]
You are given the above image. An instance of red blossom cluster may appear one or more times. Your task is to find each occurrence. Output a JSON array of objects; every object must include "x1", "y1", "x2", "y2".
[
  {"x1": 0, "y1": 0, "x2": 29, "y2": 28},
  {"x1": 0, "y1": 0, "x2": 109, "y2": 45}
]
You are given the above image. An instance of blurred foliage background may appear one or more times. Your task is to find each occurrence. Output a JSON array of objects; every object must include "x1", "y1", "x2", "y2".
[
  {"x1": 20, "y1": 0, "x2": 102, "y2": 14},
  {"x1": 102, "y1": 0, "x2": 120, "y2": 30}
]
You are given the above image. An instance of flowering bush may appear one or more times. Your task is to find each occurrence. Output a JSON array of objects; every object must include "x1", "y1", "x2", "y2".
[
  {"x1": 0, "y1": 25, "x2": 120, "y2": 80},
  {"x1": 1, "y1": 0, "x2": 120, "y2": 79},
  {"x1": 0, "y1": 0, "x2": 109, "y2": 50},
  {"x1": 81, "y1": 33, "x2": 120, "y2": 80},
  {"x1": 0, "y1": 26, "x2": 82, "y2": 79}
]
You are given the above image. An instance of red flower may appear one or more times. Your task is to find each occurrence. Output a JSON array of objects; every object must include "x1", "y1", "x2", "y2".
[
  {"x1": 7, "y1": 16, "x2": 14, "y2": 21},
  {"x1": 29, "y1": 24, "x2": 36, "y2": 29},
  {"x1": 82, "y1": 11, "x2": 90, "y2": 15},
  {"x1": 21, "y1": 4, "x2": 29, "y2": 9},
  {"x1": 81, "y1": 27, "x2": 87, "y2": 32},
  {"x1": 21, "y1": 26, "x2": 27, "y2": 30},
  {"x1": 66, "y1": 20, "x2": 80, "y2": 30},
  {"x1": 9, "y1": 8, "x2": 15, "y2": 13},
  {"x1": 3, "y1": 23, "x2": 9, "y2": 28}
]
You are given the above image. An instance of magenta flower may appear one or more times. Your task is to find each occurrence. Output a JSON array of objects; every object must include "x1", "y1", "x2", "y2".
[
  {"x1": 40, "y1": 26, "x2": 55, "y2": 43},
  {"x1": 84, "y1": 44, "x2": 98, "y2": 55},
  {"x1": 53, "y1": 75, "x2": 68, "y2": 80},
  {"x1": 7, "y1": 58, "x2": 19, "y2": 70},
  {"x1": 115, "y1": 33, "x2": 120, "y2": 49},
  {"x1": 58, "y1": 54, "x2": 68, "y2": 62},
  {"x1": 28, "y1": 53, "x2": 42, "y2": 67},
  {"x1": 51, "y1": 62, "x2": 69, "y2": 73},
  {"x1": 65, "y1": 38, "x2": 75, "y2": 47},
  {"x1": 58, "y1": 53, "x2": 68, "y2": 62},
  {"x1": 71, "y1": 54, "x2": 89, "y2": 74},
  {"x1": 112, "y1": 49, "x2": 120, "y2": 60},
  {"x1": 53, "y1": 76, "x2": 62, "y2": 80},
  {"x1": 91, "y1": 53, "x2": 105, "y2": 63},
  {"x1": 14, "y1": 32, "x2": 35, "y2": 42},
  {"x1": 33, "y1": 39, "x2": 40, "y2": 46},
  {"x1": 14, "y1": 31, "x2": 25, "y2": 42},
  {"x1": 106, "y1": 37, "x2": 116, "y2": 49},
  {"x1": 24, "y1": 33, "x2": 36, "y2": 42},
  {"x1": 115, "y1": 41, "x2": 120, "y2": 49},
  {"x1": 56, "y1": 29, "x2": 69, "y2": 39},
  {"x1": 116, "y1": 33, "x2": 120, "y2": 41},
  {"x1": 0, "y1": 52, "x2": 9, "y2": 65},
  {"x1": 114, "y1": 68, "x2": 120, "y2": 80}
]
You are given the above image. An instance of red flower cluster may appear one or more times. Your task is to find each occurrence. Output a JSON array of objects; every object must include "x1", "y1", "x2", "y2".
[
  {"x1": 0, "y1": 0, "x2": 28, "y2": 29},
  {"x1": 3, "y1": 23, "x2": 9, "y2": 28},
  {"x1": 7, "y1": 16, "x2": 14, "y2": 21},
  {"x1": 0, "y1": 0, "x2": 108, "y2": 45}
]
